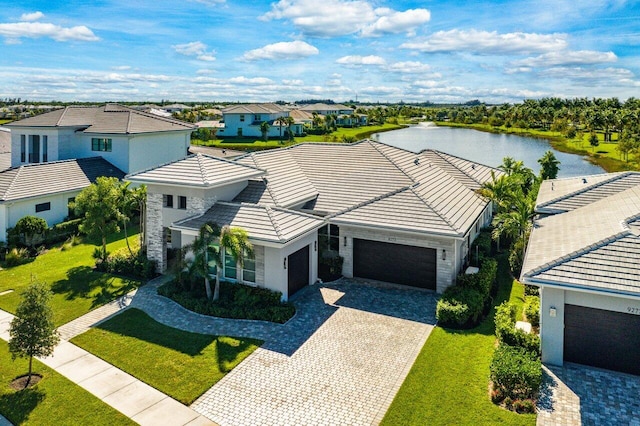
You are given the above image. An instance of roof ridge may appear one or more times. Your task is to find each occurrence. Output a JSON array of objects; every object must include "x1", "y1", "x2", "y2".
[
  {"x1": 328, "y1": 185, "x2": 412, "y2": 218},
  {"x1": 410, "y1": 183, "x2": 460, "y2": 232},
  {"x1": 56, "y1": 106, "x2": 70, "y2": 126},
  {"x1": 524, "y1": 231, "x2": 631, "y2": 278},
  {"x1": 249, "y1": 153, "x2": 282, "y2": 206},
  {"x1": 3, "y1": 166, "x2": 22, "y2": 200},
  {"x1": 196, "y1": 153, "x2": 210, "y2": 185},
  {"x1": 538, "y1": 171, "x2": 634, "y2": 209},
  {"x1": 429, "y1": 150, "x2": 484, "y2": 187},
  {"x1": 367, "y1": 140, "x2": 416, "y2": 183},
  {"x1": 263, "y1": 205, "x2": 284, "y2": 241},
  {"x1": 126, "y1": 109, "x2": 133, "y2": 134}
]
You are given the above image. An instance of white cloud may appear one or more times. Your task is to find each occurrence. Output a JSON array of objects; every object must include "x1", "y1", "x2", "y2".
[
  {"x1": 282, "y1": 79, "x2": 304, "y2": 86},
  {"x1": 172, "y1": 41, "x2": 216, "y2": 61},
  {"x1": 512, "y1": 50, "x2": 617, "y2": 68},
  {"x1": 336, "y1": 55, "x2": 386, "y2": 66},
  {"x1": 401, "y1": 29, "x2": 567, "y2": 55},
  {"x1": 386, "y1": 61, "x2": 432, "y2": 74},
  {"x1": 20, "y1": 11, "x2": 44, "y2": 22},
  {"x1": 111, "y1": 65, "x2": 132, "y2": 71},
  {"x1": 228, "y1": 76, "x2": 275, "y2": 85},
  {"x1": 0, "y1": 21, "x2": 99, "y2": 42},
  {"x1": 541, "y1": 66, "x2": 634, "y2": 81},
  {"x1": 361, "y1": 8, "x2": 430, "y2": 37},
  {"x1": 262, "y1": 0, "x2": 429, "y2": 38},
  {"x1": 242, "y1": 40, "x2": 319, "y2": 61}
]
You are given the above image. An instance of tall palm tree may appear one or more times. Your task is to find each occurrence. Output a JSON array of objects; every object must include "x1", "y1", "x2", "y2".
[
  {"x1": 274, "y1": 116, "x2": 287, "y2": 144},
  {"x1": 219, "y1": 225, "x2": 253, "y2": 287},
  {"x1": 477, "y1": 171, "x2": 520, "y2": 213},
  {"x1": 259, "y1": 121, "x2": 270, "y2": 141},
  {"x1": 284, "y1": 116, "x2": 295, "y2": 141},
  {"x1": 189, "y1": 222, "x2": 221, "y2": 300}
]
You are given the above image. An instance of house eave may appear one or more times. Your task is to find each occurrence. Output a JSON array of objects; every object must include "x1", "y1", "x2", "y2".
[
  {"x1": 327, "y1": 220, "x2": 464, "y2": 240},
  {"x1": 521, "y1": 276, "x2": 640, "y2": 300}
]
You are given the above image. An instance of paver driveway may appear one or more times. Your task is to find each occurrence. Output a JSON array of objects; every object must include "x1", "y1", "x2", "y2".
[
  {"x1": 188, "y1": 280, "x2": 437, "y2": 426},
  {"x1": 537, "y1": 363, "x2": 640, "y2": 426}
]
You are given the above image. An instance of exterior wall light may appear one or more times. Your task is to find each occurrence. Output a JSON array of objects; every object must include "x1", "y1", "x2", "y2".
[
  {"x1": 442, "y1": 249, "x2": 446, "y2": 260},
  {"x1": 283, "y1": 257, "x2": 287, "y2": 270},
  {"x1": 549, "y1": 307, "x2": 557, "y2": 317},
  {"x1": 344, "y1": 236, "x2": 347, "y2": 247},
  {"x1": 314, "y1": 241, "x2": 317, "y2": 251}
]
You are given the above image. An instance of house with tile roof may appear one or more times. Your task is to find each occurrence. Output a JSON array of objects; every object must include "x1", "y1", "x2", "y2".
[
  {"x1": 0, "y1": 104, "x2": 195, "y2": 241},
  {"x1": 127, "y1": 140, "x2": 497, "y2": 300},
  {"x1": 0, "y1": 157, "x2": 125, "y2": 241},
  {"x1": 521, "y1": 172, "x2": 640, "y2": 376},
  {"x1": 217, "y1": 104, "x2": 304, "y2": 139}
]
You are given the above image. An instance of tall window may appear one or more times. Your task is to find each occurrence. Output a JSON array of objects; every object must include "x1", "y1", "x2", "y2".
[
  {"x1": 224, "y1": 250, "x2": 237, "y2": 279},
  {"x1": 178, "y1": 196, "x2": 187, "y2": 210},
  {"x1": 254, "y1": 114, "x2": 261, "y2": 121},
  {"x1": 42, "y1": 135, "x2": 48, "y2": 162},
  {"x1": 319, "y1": 224, "x2": 340, "y2": 252},
  {"x1": 28, "y1": 135, "x2": 40, "y2": 163},
  {"x1": 243, "y1": 249, "x2": 256, "y2": 283},
  {"x1": 207, "y1": 244, "x2": 219, "y2": 276},
  {"x1": 91, "y1": 138, "x2": 112, "y2": 152},
  {"x1": 20, "y1": 135, "x2": 25, "y2": 162},
  {"x1": 240, "y1": 114, "x2": 245, "y2": 122},
  {"x1": 163, "y1": 194, "x2": 173, "y2": 208}
]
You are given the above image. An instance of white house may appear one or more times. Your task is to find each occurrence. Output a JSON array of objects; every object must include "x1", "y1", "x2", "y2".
[
  {"x1": 128, "y1": 140, "x2": 497, "y2": 300},
  {"x1": 3, "y1": 104, "x2": 195, "y2": 174},
  {"x1": 217, "y1": 104, "x2": 303, "y2": 139},
  {"x1": 521, "y1": 172, "x2": 640, "y2": 376},
  {"x1": 0, "y1": 157, "x2": 124, "y2": 242}
]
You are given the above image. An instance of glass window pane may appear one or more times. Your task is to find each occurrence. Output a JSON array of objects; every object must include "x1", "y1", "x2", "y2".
[
  {"x1": 329, "y1": 237, "x2": 339, "y2": 252},
  {"x1": 224, "y1": 265, "x2": 236, "y2": 279},
  {"x1": 330, "y1": 224, "x2": 339, "y2": 237},
  {"x1": 243, "y1": 271, "x2": 255, "y2": 283}
]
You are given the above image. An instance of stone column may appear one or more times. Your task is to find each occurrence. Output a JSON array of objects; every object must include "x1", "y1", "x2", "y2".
[{"x1": 146, "y1": 192, "x2": 165, "y2": 272}]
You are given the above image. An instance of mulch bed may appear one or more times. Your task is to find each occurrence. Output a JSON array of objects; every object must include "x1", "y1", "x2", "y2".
[{"x1": 10, "y1": 374, "x2": 42, "y2": 390}]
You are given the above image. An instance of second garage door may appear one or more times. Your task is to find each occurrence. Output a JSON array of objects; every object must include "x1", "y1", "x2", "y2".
[
  {"x1": 564, "y1": 304, "x2": 640, "y2": 375},
  {"x1": 287, "y1": 245, "x2": 310, "y2": 298},
  {"x1": 353, "y1": 239, "x2": 436, "y2": 290}
]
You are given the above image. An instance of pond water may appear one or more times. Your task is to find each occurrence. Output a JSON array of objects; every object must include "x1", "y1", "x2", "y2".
[{"x1": 373, "y1": 123, "x2": 604, "y2": 178}]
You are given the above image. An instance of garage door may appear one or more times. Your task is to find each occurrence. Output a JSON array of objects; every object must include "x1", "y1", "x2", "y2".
[
  {"x1": 564, "y1": 304, "x2": 640, "y2": 375},
  {"x1": 287, "y1": 245, "x2": 310, "y2": 298},
  {"x1": 353, "y1": 239, "x2": 436, "y2": 290}
]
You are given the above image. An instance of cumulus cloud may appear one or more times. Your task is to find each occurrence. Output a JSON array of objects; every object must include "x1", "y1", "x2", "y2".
[
  {"x1": 401, "y1": 29, "x2": 567, "y2": 55},
  {"x1": 385, "y1": 61, "x2": 432, "y2": 74},
  {"x1": 282, "y1": 79, "x2": 305, "y2": 86},
  {"x1": 262, "y1": 0, "x2": 429, "y2": 38},
  {"x1": 541, "y1": 66, "x2": 634, "y2": 81},
  {"x1": 242, "y1": 40, "x2": 319, "y2": 61},
  {"x1": 512, "y1": 50, "x2": 617, "y2": 68},
  {"x1": 0, "y1": 21, "x2": 99, "y2": 42},
  {"x1": 20, "y1": 11, "x2": 44, "y2": 22},
  {"x1": 361, "y1": 8, "x2": 430, "y2": 37},
  {"x1": 336, "y1": 55, "x2": 386, "y2": 66},
  {"x1": 228, "y1": 76, "x2": 275, "y2": 85},
  {"x1": 111, "y1": 65, "x2": 132, "y2": 71},
  {"x1": 172, "y1": 41, "x2": 216, "y2": 61}
]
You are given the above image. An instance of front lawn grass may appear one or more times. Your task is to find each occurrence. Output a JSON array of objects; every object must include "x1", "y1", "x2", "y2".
[
  {"x1": 381, "y1": 255, "x2": 535, "y2": 426},
  {"x1": 0, "y1": 230, "x2": 142, "y2": 326},
  {"x1": 71, "y1": 308, "x2": 261, "y2": 404},
  {"x1": 0, "y1": 340, "x2": 133, "y2": 426}
]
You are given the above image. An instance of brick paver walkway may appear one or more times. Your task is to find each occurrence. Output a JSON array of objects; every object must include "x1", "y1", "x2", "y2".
[
  {"x1": 131, "y1": 279, "x2": 437, "y2": 426},
  {"x1": 537, "y1": 363, "x2": 640, "y2": 426}
]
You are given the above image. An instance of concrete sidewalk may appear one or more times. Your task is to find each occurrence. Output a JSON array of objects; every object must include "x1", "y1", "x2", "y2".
[{"x1": 0, "y1": 308, "x2": 215, "y2": 426}]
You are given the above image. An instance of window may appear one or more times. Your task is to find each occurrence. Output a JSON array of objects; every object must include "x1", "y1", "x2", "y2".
[
  {"x1": 178, "y1": 196, "x2": 187, "y2": 210},
  {"x1": 237, "y1": 128, "x2": 243, "y2": 137},
  {"x1": 224, "y1": 250, "x2": 237, "y2": 279},
  {"x1": 163, "y1": 194, "x2": 173, "y2": 208},
  {"x1": 318, "y1": 224, "x2": 340, "y2": 253},
  {"x1": 254, "y1": 114, "x2": 261, "y2": 121},
  {"x1": 35, "y1": 202, "x2": 51, "y2": 212},
  {"x1": 28, "y1": 135, "x2": 40, "y2": 163},
  {"x1": 20, "y1": 135, "x2": 25, "y2": 162},
  {"x1": 42, "y1": 136, "x2": 48, "y2": 162},
  {"x1": 240, "y1": 114, "x2": 245, "y2": 122},
  {"x1": 243, "y1": 249, "x2": 256, "y2": 283},
  {"x1": 207, "y1": 244, "x2": 219, "y2": 276},
  {"x1": 91, "y1": 138, "x2": 112, "y2": 152}
]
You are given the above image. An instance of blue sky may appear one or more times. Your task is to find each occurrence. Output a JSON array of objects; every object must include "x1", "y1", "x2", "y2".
[{"x1": 0, "y1": 0, "x2": 638, "y2": 103}]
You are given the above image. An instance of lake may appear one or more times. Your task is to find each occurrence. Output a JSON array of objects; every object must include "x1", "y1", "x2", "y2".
[{"x1": 373, "y1": 123, "x2": 604, "y2": 178}]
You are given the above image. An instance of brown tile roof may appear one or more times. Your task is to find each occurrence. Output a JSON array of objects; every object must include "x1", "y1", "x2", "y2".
[
  {"x1": 0, "y1": 157, "x2": 124, "y2": 202},
  {"x1": 5, "y1": 104, "x2": 195, "y2": 134},
  {"x1": 221, "y1": 104, "x2": 288, "y2": 115}
]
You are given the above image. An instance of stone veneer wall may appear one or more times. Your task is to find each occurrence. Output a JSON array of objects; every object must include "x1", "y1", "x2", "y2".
[
  {"x1": 187, "y1": 196, "x2": 217, "y2": 217},
  {"x1": 146, "y1": 192, "x2": 165, "y2": 271}
]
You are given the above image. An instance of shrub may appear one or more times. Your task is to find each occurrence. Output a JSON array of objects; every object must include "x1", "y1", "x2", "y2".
[
  {"x1": 495, "y1": 302, "x2": 540, "y2": 355},
  {"x1": 5, "y1": 247, "x2": 30, "y2": 266},
  {"x1": 513, "y1": 399, "x2": 536, "y2": 414},
  {"x1": 45, "y1": 218, "x2": 82, "y2": 245},
  {"x1": 524, "y1": 296, "x2": 540, "y2": 327},
  {"x1": 457, "y1": 257, "x2": 497, "y2": 300},
  {"x1": 436, "y1": 285, "x2": 484, "y2": 327},
  {"x1": 12, "y1": 216, "x2": 48, "y2": 248},
  {"x1": 524, "y1": 284, "x2": 539, "y2": 296},
  {"x1": 101, "y1": 246, "x2": 157, "y2": 280},
  {"x1": 471, "y1": 230, "x2": 492, "y2": 260},
  {"x1": 509, "y1": 235, "x2": 527, "y2": 275},
  {"x1": 490, "y1": 344, "x2": 542, "y2": 400}
]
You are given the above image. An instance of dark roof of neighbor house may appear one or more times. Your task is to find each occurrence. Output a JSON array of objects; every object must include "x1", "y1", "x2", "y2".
[
  {"x1": 126, "y1": 153, "x2": 265, "y2": 187},
  {"x1": 0, "y1": 157, "x2": 125, "y2": 202},
  {"x1": 173, "y1": 201, "x2": 323, "y2": 244},
  {"x1": 4, "y1": 104, "x2": 195, "y2": 134},
  {"x1": 522, "y1": 182, "x2": 640, "y2": 296}
]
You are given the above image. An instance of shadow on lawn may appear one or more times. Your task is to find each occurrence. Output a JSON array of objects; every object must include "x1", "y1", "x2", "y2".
[
  {"x1": 0, "y1": 387, "x2": 45, "y2": 425},
  {"x1": 50, "y1": 266, "x2": 138, "y2": 308},
  {"x1": 216, "y1": 338, "x2": 260, "y2": 373}
]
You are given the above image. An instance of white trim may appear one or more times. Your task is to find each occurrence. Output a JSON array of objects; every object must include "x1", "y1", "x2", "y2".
[
  {"x1": 327, "y1": 220, "x2": 466, "y2": 240},
  {"x1": 522, "y1": 276, "x2": 640, "y2": 300}
]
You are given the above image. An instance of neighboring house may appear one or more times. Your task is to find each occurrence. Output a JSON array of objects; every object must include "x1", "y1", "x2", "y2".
[
  {"x1": 128, "y1": 140, "x2": 497, "y2": 300},
  {"x1": 4, "y1": 104, "x2": 195, "y2": 174},
  {"x1": 163, "y1": 103, "x2": 192, "y2": 113},
  {"x1": 521, "y1": 172, "x2": 640, "y2": 376},
  {"x1": 299, "y1": 103, "x2": 354, "y2": 116},
  {"x1": 217, "y1": 103, "x2": 303, "y2": 138},
  {"x1": 0, "y1": 157, "x2": 125, "y2": 241},
  {"x1": 0, "y1": 127, "x2": 10, "y2": 172}
]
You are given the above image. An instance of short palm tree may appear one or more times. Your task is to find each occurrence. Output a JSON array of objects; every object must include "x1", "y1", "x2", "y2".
[
  {"x1": 219, "y1": 225, "x2": 253, "y2": 286},
  {"x1": 274, "y1": 116, "x2": 287, "y2": 144},
  {"x1": 189, "y1": 222, "x2": 221, "y2": 300},
  {"x1": 259, "y1": 121, "x2": 270, "y2": 141}
]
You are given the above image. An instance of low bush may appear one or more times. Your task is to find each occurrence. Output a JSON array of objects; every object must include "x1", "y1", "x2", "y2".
[
  {"x1": 524, "y1": 296, "x2": 540, "y2": 327},
  {"x1": 4, "y1": 247, "x2": 30, "y2": 267},
  {"x1": 99, "y1": 246, "x2": 157, "y2": 280},
  {"x1": 436, "y1": 285, "x2": 484, "y2": 327},
  {"x1": 45, "y1": 218, "x2": 82, "y2": 245},
  {"x1": 490, "y1": 343, "x2": 542, "y2": 400},
  {"x1": 471, "y1": 230, "x2": 492, "y2": 264},
  {"x1": 508, "y1": 235, "x2": 528, "y2": 275},
  {"x1": 524, "y1": 284, "x2": 539, "y2": 296},
  {"x1": 495, "y1": 302, "x2": 540, "y2": 355},
  {"x1": 512, "y1": 398, "x2": 536, "y2": 414},
  {"x1": 159, "y1": 279, "x2": 295, "y2": 323}
]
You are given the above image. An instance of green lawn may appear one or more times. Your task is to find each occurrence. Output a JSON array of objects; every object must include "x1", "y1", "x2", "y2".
[
  {"x1": 71, "y1": 308, "x2": 261, "y2": 404},
  {"x1": 192, "y1": 123, "x2": 405, "y2": 149},
  {"x1": 0, "y1": 231, "x2": 142, "y2": 326},
  {"x1": 381, "y1": 255, "x2": 536, "y2": 426},
  {"x1": 0, "y1": 341, "x2": 133, "y2": 426}
]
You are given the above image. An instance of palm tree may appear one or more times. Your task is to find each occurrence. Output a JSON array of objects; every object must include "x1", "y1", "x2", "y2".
[
  {"x1": 117, "y1": 181, "x2": 136, "y2": 255},
  {"x1": 477, "y1": 171, "x2": 520, "y2": 213},
  {"x1": 259, "y1": 121, "x2": 270, "y2": 141},
  {"x1": 219, "y1": 225, "x2": 253, "y2": 287},
  {"x1": 538, "y1": 151, "x2": 561, "y2": 180},
  {"x1": 491, "y1": 194, "x2": 535, "y2": 255},
  {"x1": 189, "y1": 222, "x2": 221, "y2": 300},
  {"x1": 274, "y1": 116, "x2": 287, "y2": 144},
  {"x1": 284, "y1": 116, "x2": 295, "y2": 141}
]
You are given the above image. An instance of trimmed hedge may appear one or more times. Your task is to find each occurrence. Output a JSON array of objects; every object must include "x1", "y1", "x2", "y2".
[
  {"x1": 494, "y1": 302, "x2": 540, "y2": 355},
  {"x1": 98, "y1": 246, "x2": 157, "y2": 280},
  {"x1": 159, "y1": 279, "x2": 295, "y2": 324},
  {"x1": 524, "y1": 296, "x2": 540, "y2": 327},
  {"x1": 436, "y1": 285, "x2": 484, "y2": 326},
  {"x1": 490, "y1": 343, "x2": 542, "y2": 400}
]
